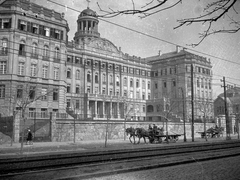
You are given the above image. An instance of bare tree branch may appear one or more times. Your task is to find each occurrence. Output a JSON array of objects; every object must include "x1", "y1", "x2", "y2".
[{"x1": 97, "y1": 0, "x2": 239, "y2": 46}]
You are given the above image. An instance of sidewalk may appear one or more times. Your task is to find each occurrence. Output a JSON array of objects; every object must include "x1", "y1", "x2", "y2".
[{"x1": 0, "y1": 135, "x2": 239, "y2": 157}]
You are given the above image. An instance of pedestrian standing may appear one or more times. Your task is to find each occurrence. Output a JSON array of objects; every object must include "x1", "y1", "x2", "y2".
[{"x1": 26, "y1": 129, "x2": 33, "y2": 145}]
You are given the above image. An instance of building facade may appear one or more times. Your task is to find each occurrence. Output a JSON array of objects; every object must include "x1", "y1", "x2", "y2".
[{"x1": 0, "y1": 0, "x2": 213, "y2": 123}]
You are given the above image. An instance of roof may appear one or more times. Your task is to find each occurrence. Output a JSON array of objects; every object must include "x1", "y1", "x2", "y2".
[{"x1": 79, "y1": 7, "x2": 97, "y2": 18}]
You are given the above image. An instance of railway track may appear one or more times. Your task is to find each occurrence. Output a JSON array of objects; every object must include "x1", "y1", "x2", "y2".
[{"x1": 1, "y1": 140, "x2": 240, "y2": 179}]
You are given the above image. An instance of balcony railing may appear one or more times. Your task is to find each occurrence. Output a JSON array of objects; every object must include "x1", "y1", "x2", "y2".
[{"x1": 19, "y1": 51, "x2": 26, "y2": 56}]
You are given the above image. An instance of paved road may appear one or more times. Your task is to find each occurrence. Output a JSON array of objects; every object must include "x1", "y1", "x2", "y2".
[{"x1": 86, "y1": 155, "x2": 240, "y2": 180}]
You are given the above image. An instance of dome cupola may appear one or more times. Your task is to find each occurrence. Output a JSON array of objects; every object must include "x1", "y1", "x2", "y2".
[{"x1": 74, "y1": 7, "x2": 100, "y2": 42}]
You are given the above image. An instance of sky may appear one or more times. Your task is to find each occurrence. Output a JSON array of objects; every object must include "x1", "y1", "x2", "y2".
[{"x1": 31, "y1": 0, "x2": 240, "y2": 98}]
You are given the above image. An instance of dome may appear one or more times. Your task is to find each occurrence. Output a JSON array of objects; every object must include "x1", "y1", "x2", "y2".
[{"x1": 79, "y1": 7, "x2": 97, "y2": 18}]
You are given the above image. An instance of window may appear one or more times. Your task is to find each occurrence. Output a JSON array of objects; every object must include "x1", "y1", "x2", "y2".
[
  {"x1": 43, "y1": 45, "x2": 49, "y2": 59},
  {"x1": 155, "y1": 83, "x2": 158, "y2": 89},
  {"x1": 18, "y1": 20, "x2": 27, "y2": 31},
  {"x1": 30, "y1": 64, "x2": 37, "y2": 77},
  {"x1": 31, "y1": 43, "x2": 38, "y2": 58},
  {"x1": 17, "y1": 85, "x2": 23, "y2": 98},
  {"x1": 0, "y1": 85, "x2": 5, "y2": 98},
  {"x1": 1, "y1": 39, "x2": 8, "y2": 55},
  {"x1": 197, "y1": 78, "x2": 200, "y2": 87},
  {"x1": 67, "y1": 84, "x2": 71, "y2": 93},
  {"x1": 66, "y1": 99, "x2": 71, "y2": 108},
  {"x1": 141, "y1": 70, "x2": 145, "y2": 76},
  {"x1": 148, "y1": 81, "x2": 150, "y2": 89},
  {"x1": 123, "y1": 77, "x2": 127, "y2": 86},
  {"x1": 54, "y1": 47, "x2": 60, "y2": 60},
  {"x1": 136, "y1": 79, "x2": 139, "y2": 88},
  {"x1": 172, "y1": 79, "x2": 176, "y2": 87},
  {"x1": 42, "y1": 65, "x2": 48, "y2": 78},
  {"x1": 76, "y1": 84, "x2": 80, "y2": 94},
  {"x1": 76, "y1": 70, "x2": 80, "y2": 80},
  {"x1": 18, "y1": 62, "x2": 24, "y2": 75},
  {"x1": 109, "y1": 74, "x2": 113, "y2": 84},
  {"x1": 116, "y1": 76, "x2": 120, "y2": 86},
  {"x1": 130, "y1": 91, "x2": 133, "y2": 98},
  {"x1": 95, "y1": 73, "x2": 98, "y2": 83},
  {"x1": 164, "y1": 81, "x2": 167, "y2": 88},
  {"x1": 109, "y1": 89, "x2": 113, "y2": 96},
  {"x1": 130, "y1": 78, "x2": 133, "y2": 87},
  {"x1": 54, "y1": 29, "x2": 60, "y2": 39},
  {"x1": 32, "y1": 23, "x2": 38, "y2": 34},
  {"x1": 87, "y1": 71, "x2": 91, "y2": 82},
  {"x1": 209, "y1": 81, "x2": 211, "y2": 89},
  {"x1": 53, "y1": 89, "x2": 58, "y2": 101},
  {"x1": 19, "y1": 41, "x2": 26, "y2": 56},
  {"x1": 129, "y1": 68, "x2": 133, "y2": 74},
  {"x1": 142, "y1": 92, "x2": 145, "y2": 100},
  {"x1": 123, "y1": 67, "x2": 127, "y2": 73},
  {"x1": 201, "y1": 78, "x2": 204, "y2": 88},
  {"x1": 67, "y1": 56, "x2": 72, "y2": 63},
  {"x1": 87, "y1": 86, "x2": 91, "y2": 93},
  {"x1": 76, "y1": 100, "x2": 80, "y2": 109},
  {"x1": 205, "y1": 79, "x2": 208, "y2": 89},
  {"x1": 102, "y1": 73, "x2": 106, "y2": 83},
  {"x1": 41, "y1": 88, "x2": 47, "y2": 101},
  {"x1": 29, "y1": 86, "x2": 35, "y2": 100},
  {"x1": 44, "y1": 27, "x2": 50, "y2": 36},
  {"x1": 124, "y1": 90, "x2": 127, "y2": 97},
  {"x1": 67, "y1": 69, "x2": 71, "y2": 78},
  {"x1": 0, "y1": 61, "x2": 6, "y2": 74},
  {"x1": 53, "y1": 67, "x2": 59, "y2": 80},
  {"x1": 116, "y1": 90, "x2": 119, "y2": 96},
  {"x1": 102, "y1": 87, "x2": 106, "y2": 94},
  {"x1": 0, "y1": 18, "x2": 11, "y2": 29}
]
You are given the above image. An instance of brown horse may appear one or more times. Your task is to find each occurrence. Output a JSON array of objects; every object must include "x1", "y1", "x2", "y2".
[{"x1": 125, "y1": 127, "x2": 137, "y2": 144}]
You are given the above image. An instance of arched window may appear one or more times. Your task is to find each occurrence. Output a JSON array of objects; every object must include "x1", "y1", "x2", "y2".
[
  {"x1": 102, "y1": 73, "x2": 106, "y2": 83},
  {"x1": 67, "y1": 69, "x2": 71, "y2": 78},
  {"x1": 124, "y1": 77, "x2": 127, "y2": 86},
  {"x1": 147, "y1": 105, "x2": 154, "y2": 112},
  {"x1": 43, "y1": 45, "x2": 49, "y2": 58},
  {"x1": 116, "y1": 75, "x2": 120, "y2": 86},
  {"x1": 95, "y1": 72, "x2": 98, "y2": 83},
  {"x1": 32, "y1": 43, "x2": 38, "y2": 58},
  {"x1": 130, "y1": 78, "x2": 133, "y2": 87},
  {"x1": 109, "y1": 74, "x2": 113, "y2": 84},
  {"x1": 136, "y1": 79, "x2": 139, "y2": 88},
  {"x1": 87, "y1": 71, "x2": 91, "y2": 82},
  {"x1": 76, "y1": 69, "x2": 80, "y2": 80},
  {"x1": 55, "y1": 47, "x2": 60, "y2": 60}
]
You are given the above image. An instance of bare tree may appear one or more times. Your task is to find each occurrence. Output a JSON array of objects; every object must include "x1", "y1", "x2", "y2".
[
  {"x1": 196, "y1": 99, "x2": 214, "y2": 141},
  {"x1": 97, "y1": 0, "x2": 240, "y2": 46},
  {"x1": 9, "y1": 80, "x2": 53, "y2": 153}
]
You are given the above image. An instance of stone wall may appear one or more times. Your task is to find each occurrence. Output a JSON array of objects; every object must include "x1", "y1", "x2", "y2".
[{"x1": 53, "y1": 119, "x2": 216, "y2": 142}]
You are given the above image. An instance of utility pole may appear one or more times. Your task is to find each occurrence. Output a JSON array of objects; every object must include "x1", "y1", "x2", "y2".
[
  {"x1": 221, "y1": 76, "x2": 231, "y2": 140},
  {"x1": 191, "y1": 64, "x2": 194, "y2": 142},
  {"x1": 180, "y1": 87, "x2": 187, "y2": 142}
]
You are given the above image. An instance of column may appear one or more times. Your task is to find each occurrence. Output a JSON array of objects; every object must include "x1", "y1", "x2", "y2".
[
  {"x1": 110, "y1": 102, "x2": 113, "y2": 118},
  {"x1": 81, "y1": 21, "x2": 83, "y2": 31},
  {"x1": 103, "y1": 101, "x2": 105, "y2": 118},
  {"x1": 95, "y1": 101, "x2": 98, "y2": 118},
  {"x1": 90, "y1": 21, "x2": 93, "y2": 32},
  {"x1": 117, "y1": 102, "x2": 120, "y2": 119},
  {"x1": 86, "y1": 21, "x2": 88, "y2": 31}
]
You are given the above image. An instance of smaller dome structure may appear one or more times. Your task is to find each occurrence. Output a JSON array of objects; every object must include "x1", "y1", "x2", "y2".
[{"x1": 79, "y1": 7, "x2": 97, "y2": 18}]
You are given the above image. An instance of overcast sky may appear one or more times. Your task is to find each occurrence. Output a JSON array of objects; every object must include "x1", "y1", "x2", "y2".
[{"x1": 32, "y1": 0, "x2": 240, "y2": 98}]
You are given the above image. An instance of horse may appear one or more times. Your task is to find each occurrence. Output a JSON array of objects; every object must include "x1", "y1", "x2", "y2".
[
  {"x1": 135, "y1": 127, "x2": 150, "y2": 144},
  {"x1": 125, "y1": 127, "x2": 137, "y2": 144}
]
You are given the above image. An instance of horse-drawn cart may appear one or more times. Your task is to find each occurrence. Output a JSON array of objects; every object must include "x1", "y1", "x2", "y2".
[
  {"x1": 197, "y1": 126, "x2": 224, "y2": 139},
  {"x1": 149, "y1": 133, "x2": 182, "y2": 143}
]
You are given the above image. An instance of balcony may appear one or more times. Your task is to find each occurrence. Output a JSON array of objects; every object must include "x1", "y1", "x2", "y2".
[
  {"x1": 0, "y1": 49, "x2": 8, "y2": 56},
  {"x1": 31, "y1": 53, "x2": 38, "y2": 59},
  {"x1": 18, "y1": 50, "x2": 26, "y2": 56}
]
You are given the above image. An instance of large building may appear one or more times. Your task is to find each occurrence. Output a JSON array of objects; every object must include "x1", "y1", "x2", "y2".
[{"x1": 0, "y1": 0, "x2": 213, "y2": 122}]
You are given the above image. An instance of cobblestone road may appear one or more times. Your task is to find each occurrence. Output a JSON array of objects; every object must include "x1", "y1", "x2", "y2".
[{"x1": 86, "y1": 155, "x2": 240, "y2": 180}]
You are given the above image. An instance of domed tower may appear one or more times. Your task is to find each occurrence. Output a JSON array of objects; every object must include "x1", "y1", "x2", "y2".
[{"x1": 74, "y1": 7, "x2": 100, "y2": 43}]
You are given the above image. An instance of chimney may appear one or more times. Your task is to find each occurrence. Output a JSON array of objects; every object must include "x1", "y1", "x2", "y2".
[
  {"x1": 176, "y1": 45, "x2": 181, "y2": 53},
  {"x1": 158, "y1": 50, "x2": 161, "y2": 56}
]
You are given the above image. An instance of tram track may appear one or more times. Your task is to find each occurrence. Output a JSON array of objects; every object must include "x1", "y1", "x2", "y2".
[{"x1": 1, "y1": 140, "x2": 240, "y2": 179}]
